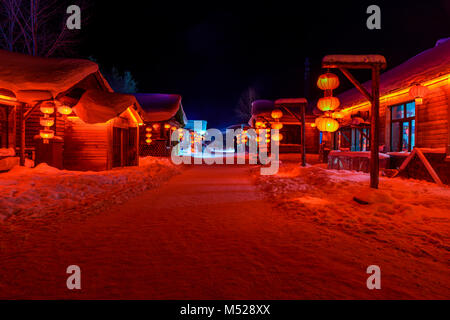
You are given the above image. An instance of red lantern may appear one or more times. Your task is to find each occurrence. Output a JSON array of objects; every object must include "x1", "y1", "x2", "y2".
[
  {"x1": 271, "y1": 122, "x2": 283, "y2": 130},
  {"x1": 272, "y1": 133, "x2": 283, "y2": 142},
  {"x1": 317, "y1": 96, "x2": 340, "y2": 112},
  {"x1": 317, "y1": 73, "x2": 340, "y2": 90},
  {"x1": 409, "y1": 84, "x2": 429, "y2": 105},
  {"x1": 271, "y1": 109, "x2": 283, "y2": 119},
  {"x1": 315, "y1": 116, "x2": 339, "y2": 132}
]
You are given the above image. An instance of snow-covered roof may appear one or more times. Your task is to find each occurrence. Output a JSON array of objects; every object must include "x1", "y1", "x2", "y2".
[
  {"x1": 0, "y1": 49, "x2": 99, "y2": 99},
  {"x1": 250, "y1": 99, "x2": 307, "y2": 124},
  {"x1": 275, "y1": 98, "x2": 308, "y2": 105},
  {"x1": 337, "y1": 38, "x2": 450, "y2": 108},
  {"x1": 134, "y1": 93, "x2": 182, "y2": 122},
  {"x1": 73, "y1": 90, "x2": 142, "y2": 124},
  {"x1": 323, "y1": 54, "x2": 386, "y2": 66}
]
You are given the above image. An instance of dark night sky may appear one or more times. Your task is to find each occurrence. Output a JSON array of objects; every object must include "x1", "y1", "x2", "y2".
[{"x1": 81, "y1": 0, "x2": 450, "y2": 129}]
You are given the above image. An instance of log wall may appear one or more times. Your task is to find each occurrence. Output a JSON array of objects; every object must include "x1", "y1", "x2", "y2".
[{"x1": 63, "y1": 117, "x2": 109, "y2": 171}]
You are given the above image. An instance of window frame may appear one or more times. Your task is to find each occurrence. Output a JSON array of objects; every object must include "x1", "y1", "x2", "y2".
[{"x1": 390, "y1": 101, "x2": 416, "y2": 152}]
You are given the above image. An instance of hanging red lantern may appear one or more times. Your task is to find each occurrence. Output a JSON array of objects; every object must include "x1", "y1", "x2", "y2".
[
  {"x1": 317, "y1": 73, "x2": 340, "y2": 90},
  {"x1": 40, "y1": 117, "x2": 54, "y2": 127},
  {"x1": 315, "y1": 116, "x2": 339, "y2": 132},
  {"x1": 40, "y1": 103, "x2": 55, "y2": 115},
  {"x1": 40, "y1": 129, "x2": 54, "y2": 143},
  {"x1": 271, "y1": 122, "x2": 283, "y2": 130},
  {"x1": 317, "y1": 96, "x2": 340, "y2": 112},
  {"x1": 409, "y1": 84, "x2": 429, "y2": 105},
  {"x1": 164, "y1": 123, "x2": 171, "y2": 129},
  {"x1": 271, "y1": 109, "x2": 283, "y2": 119},
  {"x1": 272, "y1": 133, "x2": 283, "y2": 142}
]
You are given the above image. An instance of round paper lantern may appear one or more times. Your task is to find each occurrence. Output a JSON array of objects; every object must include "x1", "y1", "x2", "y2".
[
  {"x1": 331, "y1": 111, "x2": 345, "y2": 119},
  {"x1": 146, "y1": 138, "x2": 152, "y2": 144},
  {"x1": 40, "y1": 129, "x2": 54, "y2": 139},
  {"x1": 310, "y1": 123, "x2": 316, "y2": 128},
  {"x1": 164, "y1": 123, "x2": 171, "y2": 129},
  {"x1": 255, "y1": 121, "x2": 264, "y2": 128},
  {"x1": 146, "y1": 133, "x2": 152, "y2": 138},
  {"x1": 57, "y1": 105, "x2": 72, "y2": 115},
  {"x1": 171, "y1": 126, "x2": 177, "y2": 130},
  {"x1": 40, "y1": 117, "x2": 54, "y2": 127},
  {"x1": 272, "y1": 133, "x2": 283, "y2": 142},
  {"x1": 317, "y1": 73, "x2": 339, "y2": 90},
  {"x1": 271, "y1": 109, "x2": 283, "y2": 119},
  {"x1": 409, "y1": 84, "x2": 429, "y2": 105},
  {"x1": 315, "y1": 116, "x2": 339, "y2": 132},
  {"x1": 152, "y1": 123, "x2": 160, "y2": 130},
  {"x1": 40, "y1": 103, "x2": 55, "y2": 115},
  {"x1": 317, "y1": 96, "x2": 340, "y2": 112},
  {"x1": 145, "y1": 127, "x2": 152, "y2": 132},
  {"x1": 271, "y1": 122, "x2": 283, "y2": 130}
]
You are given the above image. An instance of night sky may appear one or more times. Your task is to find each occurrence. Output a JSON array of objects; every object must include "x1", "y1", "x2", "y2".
[{"x1": 81, "y1": 0, "x2": 450, "y2": 129}]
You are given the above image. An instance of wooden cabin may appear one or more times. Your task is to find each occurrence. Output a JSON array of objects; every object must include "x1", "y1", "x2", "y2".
[
  {"x1": 0, "y1": 49, "x2": 145, "y2": 171},
  {"x1": 249, "y1": 99, "x2": 319, "y2": 154},
  {"x1": 134, "y1": 93, "x2": 187, "y2": 157},
  {"x1": 327, "y1": 38, "x2": 450, "y2": 183}
]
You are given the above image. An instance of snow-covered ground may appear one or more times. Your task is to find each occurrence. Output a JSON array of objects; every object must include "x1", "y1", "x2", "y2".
[
  {"x1": 256, "y1": 163, "x2": 450, "y2": 264},
  {"x1": 0, "y1": 157, "x2": 180, "y2": 221}
]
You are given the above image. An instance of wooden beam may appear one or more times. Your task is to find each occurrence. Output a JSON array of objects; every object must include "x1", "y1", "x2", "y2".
[
  {"x1": 370, "y1": 66, "x2": 381, "y2": 189},
  {"x1": 301, "y1": 104, "x2": 306, "y2": 167},
  {"x1": 279, "y1": 106, "x2": 302, "y2": 123},
  {"x1": 19, "y1": 103, "x2": 25, "y2": 166},
  {"x1": 24, "y1": 103, "x2": 41, "y2": 120},
  {"x1": 415, "y1": 149, "x2": 444, "y2": 186},
  {"x1": 339, "y1": 68, "x2": 373, "y2": 102}
]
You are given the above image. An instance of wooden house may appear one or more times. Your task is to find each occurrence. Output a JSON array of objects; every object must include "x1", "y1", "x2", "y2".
[
  {"x1": 134, "y1": 93, "x2": 187, "y2": 157},
  {"x1": 327, "y1": 38, "x2": 450, "y2": 183},
  {"x1": 0, "y1": 49, "x2": 145, "y2": 171}
]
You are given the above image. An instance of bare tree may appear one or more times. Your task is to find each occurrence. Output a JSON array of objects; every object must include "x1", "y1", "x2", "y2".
[
  {"x1": 0, "y1": 0, "x2": 87, "y2": 57},
  {"x1": 235, "y1": 86, "x2": 260, "y2": 122}
]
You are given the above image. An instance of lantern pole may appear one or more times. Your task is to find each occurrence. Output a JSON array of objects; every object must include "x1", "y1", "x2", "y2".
[
  {"x1": 301, "y1": 103, "x2": 306, "y2": 167},
  {"x1": 370, "y1": 65, "x2": 381, "y2": 189},
  {"x1": 321, "y1": 54, "x2": 386, "y2": 189}
]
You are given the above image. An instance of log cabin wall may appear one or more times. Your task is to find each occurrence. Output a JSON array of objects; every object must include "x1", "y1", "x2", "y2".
[
  {"x1": 63, "y1": 117, "x2": 109, "y2": 171},
  {"x1": 339, "y1": 79, "x2": 449, "y2": 152},
  {"x1": 305, "y1": 115, "x2": 320, "y2": 154},
  {"x1": 0, "y1": 104, "x2": 16, "y2": 148},
  {"x1": 380, "y1": 80, "x2": 449, "y2": 151},
  {"x1": 15, "y1": 106, "x2": 65, "y2": 158}
]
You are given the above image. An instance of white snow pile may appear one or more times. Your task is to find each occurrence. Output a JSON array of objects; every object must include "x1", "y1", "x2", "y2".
[
  {"x1": 0, "y1": 157, "x2": 180, "y2": 221},
  {"x1": 256, "y1": 163, "x2": 450, "y2": 259}
]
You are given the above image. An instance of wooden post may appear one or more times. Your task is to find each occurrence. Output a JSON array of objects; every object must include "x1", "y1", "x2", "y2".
[
  {"x1": 370, "y1": 66, "x2": 380, "y2": 189},
  {"x1": 301, "y1": 104, "x2": 306, "y2": 167},
  {"x1": 19, "y1": 103, "x2": 26, "y2": 166}
]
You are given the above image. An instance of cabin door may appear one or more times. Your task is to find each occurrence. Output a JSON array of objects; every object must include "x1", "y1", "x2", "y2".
[
  {"x1": 112, "y1": 127, "x2": 122, "y2": 167},
  {"x1": 112, "y1": 127, "x2": 138, "y2": 167},
  {"x1": 127, "y1": 127, "x2": 137, "y2": 166}
]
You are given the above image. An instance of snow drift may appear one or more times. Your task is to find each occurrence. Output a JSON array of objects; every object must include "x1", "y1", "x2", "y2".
[{"x1": 0, "y1": 157, "x2": 180, "y2": 221}]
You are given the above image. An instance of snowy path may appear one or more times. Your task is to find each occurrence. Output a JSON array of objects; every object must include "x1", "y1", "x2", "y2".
[{"x1": 0, "y1": 165, "x2": 448, "y2": 299}]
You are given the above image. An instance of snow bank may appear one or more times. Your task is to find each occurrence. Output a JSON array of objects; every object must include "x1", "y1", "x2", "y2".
[
  {"x1": 256, "y1": 164, "x2": 450, "y2": 260},
  {"x1": 0, "y1": 157, "x2": 180, "y2": 221}
]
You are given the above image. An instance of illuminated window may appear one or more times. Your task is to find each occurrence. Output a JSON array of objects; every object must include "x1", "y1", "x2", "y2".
[
  {"x1": 390, "y1": 101, "x2": 415, "y2": 152},
  {"x1": 336, "y1": 126, "x2": 370, "y2": 151}
]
